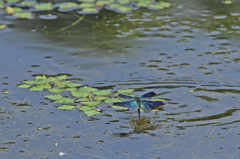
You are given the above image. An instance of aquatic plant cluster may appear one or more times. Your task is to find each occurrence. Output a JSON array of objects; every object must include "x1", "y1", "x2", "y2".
[
  {"x1": 17, "y1": 74, "x2": 156, "y2": 116},
  {"x1": 0, "y1": 0, "x2": 171, "y2": 20}
]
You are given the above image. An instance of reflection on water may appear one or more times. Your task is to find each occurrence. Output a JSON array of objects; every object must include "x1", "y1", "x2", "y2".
[{"x1": 1, "y1": 0, "x2": 240, "y2": 158}]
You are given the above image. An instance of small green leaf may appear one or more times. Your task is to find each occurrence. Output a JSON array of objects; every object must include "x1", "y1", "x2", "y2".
[
  {"x1": 42, "y1": 75, "x2": 47, "y2": 80},
  {"x1": 21, "y1": 1, "x2": 36, "y2": 6},
  {"x1": 189, "y1": 90, "x2": 194, "y2": 93},
  {"x1": 105, "y1": 98, "x2": 122, "y2": 104},
  {"x1": 96, "y1": 0, "x2": 111, "y2": 5},
  {"x1": 94, "y1": 96, "x2": 109, "y2": 101},
  {"x1": 56, "y1": 81, "x2": 70, "y2": 87},
  {"x1": 54, "y1": 97, "x2": 74, "y2": 103},
  {"x1": 44, "y1": 94, "x2": 63, "y2": 100},
  {"x1": 67, "y1": 83, "x2": 83, "y2": 88},
  {"x1": 117, "y1": 6, "x2": 132, "y2": 12},
  {"x1": 23, "y1": 80, "x2": 35, "y2": 84},
  {"x1": 81, "y1": 101, "x2": 101, "y2": 107},
  {"x1": 35, "y1": 76, "x2": 43, "y2": 80},
  {"x1": 48, "y1": 88, "x2": 64, "y2": 93},
  {"x1": 59, "y1": 2, "x2": 79, "y2": 9},
  {"x1": 46, "y1": 77, "x2": 57, "y2": 82},
  {"x1": 66, "y1": 87, "x2": 77, "y2": 92},
  {"x1": 76, "y1": 98, "x2": 89, "y2": 102},
  {"x1": 81, "y1": 7, "x2": 98, "y2": 13},
  {"x1": 79, "y1": 86, "x2": 97, "y2": 92},
  {"x1": 57, "y1": 105, "x2": 75, "y2": 110},
  {"x1": 34, "y1": 2, "x2": 52, "y2": 10},
  {"x1": 35, "y1": 80, "x2": 47, "y2": 85},
  {"x1": 84, "y1": 110, "x2": 101, "y2": 116},
  {"x1": 154, "y1": 99, "x2": 166, "y2": 101},
  {"x1": 71, "y1": 91, "x2": 89, "y2": 97},
  {"x1": 29, "y1": 86, "x2": 43, "y2": 92},
  {"x1": 0, "y1": 24, "x2": 6, "y2": 29},
  {"x1": 7, "y1": 0, "x2": 20, "y2": 3},
  {"x1": 13, "y1": 12, "x2": 32, "y2": 19},
  {"x1": 56, "y1": 75, "x2": 67, "y2": 80},
  {"x1": 117, "y1": 89, "x2": 134, "y2": 94},
  {"x1": 18, "y1": 84, "x2": 31, "y2": 88},
  {"x1": 36, "y1": 84, "x2": 51, "y2": 89},
  {"x1": 112, "y1": 106, "x2": 129, "y2": 110},
  {"x1": 92, "y1": 89, "x2": 111, "y2": 96},
  {"x1": 79, "y1": 106, "x2": 94, "y2": 111},
  {"x1": 79, "y1": 3, "x2": 95, "y2": 8},
  {"x1": 117, "y1": 0, "x2": 130, "y2": 4}
]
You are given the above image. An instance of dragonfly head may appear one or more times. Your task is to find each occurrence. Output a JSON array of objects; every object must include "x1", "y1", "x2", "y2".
[{"x1": 135, "y1": 96, "x2": 141, "y2": 108}]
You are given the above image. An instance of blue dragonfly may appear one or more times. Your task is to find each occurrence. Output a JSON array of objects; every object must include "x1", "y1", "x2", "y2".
[{"x1": 113, "y1": 92, "x2": 165, "y2": 120}]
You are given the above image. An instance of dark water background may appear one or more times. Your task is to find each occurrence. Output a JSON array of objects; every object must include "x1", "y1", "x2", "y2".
[{"x1": 1, "y1": 0, "x2": 240, "y2": 158}]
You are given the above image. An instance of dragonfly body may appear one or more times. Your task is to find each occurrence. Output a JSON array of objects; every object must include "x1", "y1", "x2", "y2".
[{"x1": 113, "y1": 92, "x2": 165, "y2": 119}]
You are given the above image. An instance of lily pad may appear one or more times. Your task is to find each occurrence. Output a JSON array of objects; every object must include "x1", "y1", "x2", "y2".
[
  {"x1": 36, "y1": 84, "x2": 52, "y2": 89},
  {"x1": 18, "y1": 84, "x2": 31, "y2": 88},
  {"x1": 56, "y1": 75, "x2": 67, "y2": 80},
  {"x1": 76, "y1": 98, "x2": 89, "y2": 102},
  {"x1": 80, "y1": 7, "x2": 99, "y2": 14},
  {"x1": 44, "y1": 94, "x2": 63, "y2": 100},
  {"x1": 54, "y1": 97, "x2": 75, "y2": 103},
  {"x1": 21, "y1": 1, "x2": 36, "y2": 6},
  {"x1": 117, "y1": 89, "x2": 134, "y2": 94},
  {"x1": 56, "y1": 81, "x2": 70, "y2": 87},
  {"x1": 0, "y1": 4, "x2": 4, "y2": 9},
  {"x1": 81, "y1": 101, "x2": 101, "y2": 106},
  {"x1": 116, "y1": 6, "x2": 132, "y2": 13},
  {"x1": 79, "y1": 3, "x2": 95, "y2": 8},
  {"x1": 66, "y1": 87, "x2": 77, "y2": 92},
  {"x1": 105, "y1": 98, "x2": 122, "y2": 104},
  {"x1": 34, "y1": 3, "x2": 52, "y2": 10},
  {"x1": 67, "y1": 83, "x2": 82, "y2": 88},
  {"x1": 0, "y1": 24, "x2": 6, "y2": 29},
  {"x1": 117, "y1": 0, "x2": 130, "y2": 4},
  {"x1": 35, "y1": 80, "x2": 47, "y2": 85},
  {"x1": 154, "y1": 98, "x2": 166, "y2": 101},
  {"x1": 112, "y1": 105, "x2": 129, "y2": 110},
  {"x1": 94, "y1": 96, "x2": 109, "y2": 101},
  {"x1": 79, "y1": 86, "x2": 97, "y2": 92},
  {"x1": 92, "y1": 89, "x2": 111, "y2": 96},
  {"x1": 23, "y1": 80, "x2": 35, "y2": 84},
  {"x1": 59, "y1": 2, "x2": 79, "y2": 9},
  {"x1": 48, "y1": 88, "x2": 64, "y2": 93},
  {"x1": 96, "y1": 0, "x2": 111, "y2": 6},
  {"x1": 29, "y1": 86, "x2": 43, "y2": 92},
  {"x1": 79, "y1": 106, "x2": 94, "y2": 111},
  {"x1": 79, "y1": 0, "x2": 95, "y2": 2},
  {"x1": 57, "y1": 105, "x2": 75, "y2": 110},
  {"x1": 7, "y1": 0, "x2": 20, "y2": 3},
  {"x1": 148, "y1": 1, "x2": 171, "y2": 10},
  {"x1": 13, "y1": 12, "x2": 32, "y2": 19},
  {"x1": 83, "y1": 109, "x2": 101, "y2": 116},
  {"x1": 71, "y1": 91, "x2": 89, "y2": 97},
  {"x1": 35, "y1": 75, "x2": 44, "y2": 80}
]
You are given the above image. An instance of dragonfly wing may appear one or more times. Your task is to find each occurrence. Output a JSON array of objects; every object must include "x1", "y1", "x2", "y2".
[
  {"x1": 140, "y1": 100, "x2": 165, "y2": 111},
  {"x1": 140, "y1": 92, "x2": 156, "y2": 99},
  {"x1": 118, "y1": 94, "x2": 135, "y2": 99},
  {"x1": 113, "y1": 100, "x2": 139, "y2": 109}
]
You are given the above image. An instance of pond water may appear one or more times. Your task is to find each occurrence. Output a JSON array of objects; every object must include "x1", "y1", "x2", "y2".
[{"x1": 1, "y1": 0, "x2": 240, "y2": 158}]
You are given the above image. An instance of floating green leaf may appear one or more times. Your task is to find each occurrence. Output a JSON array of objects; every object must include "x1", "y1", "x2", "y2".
[
  {"x1": 109, "y1": 3, "x2": 121, "y2": 8},
  {"x1": 57, "y1": 105, "x2": 75, "y2": 110},
  {"x1": 67, "y1": 83, "x2": 83, "y2": 88},
  {"x1": 56, "y1": 75, "x2": 67, "y2": 80},
  {"x1": 81, "y1": 7, "x2": 98, "y2": 13},
  {"x1": 7, "y1": 0, "x2": 20, "y2": 3},
  {"x1": 35, "y1": 76, "x2": 44, "y2": 80},
  {"x1": 36, "y1": 84, "x2": 51, "y2": 89},
  {"x1": 79, "y1": 3, "x2": 95, "y2": 8},
  {"x1": 117, "y1": 6, "x2": 132, "y2": 12},
  {"x1": 13, "y1": 12, "x2": 32, "y2": 19},
  {"x1": 34, "y1": 3, "x2": 52, "y2": 10},
  {"x1": 76, "y1": 98, "x2": 89, "y2": 102},
  {"x1": 81, "y1": 101, "x2": 101, "y2": 106},
  {"x1": 35, "y1": 80, "x2": 47, "y2": 85},
  {"x1": 54, "y1": 97, "x2": 74, "y2": 103},
  {"x1": 46, "y1": 77, "x2": 57, "y2": 82},
  {"x1": 0, "y1": 24, "x2": 6, "y2": 29},
  {"x1": 148, "y1": 1, "x2": 170, "y2": 10},
  {"x1": 23, "y1": 80, "x2": 35, "y2": 84},
  {"x1": 0, "y1": 4, "x2": 4, "y2": 9},
  {"x1": 80, "y1": 0, "x2": 95, "y2": 2},
  {"x1": 79, "y1": 86, "x2": 97, "y2": 92},
  {"x1": 189, "y1": 90, "x2": 194, "y2": 93},
  {"x1": 59, "y1": 2, "x2": 79, "y2": 9},
  {"x1": 71, "y1": 91, "x2": 89, "y2": 97},
  {"x1": 94, "y1": 96, "x2": 109, "y2": 101},
  {"x1": 48, "y1": 88, "x2": 64, "y2": 93},
  {"x1": 105, "y1": 98, "x2": 122, "y2": 104},
  {"x1": 136, "y1": 2, "x2": 148, "y2": 7},
  {"x1": 79, "y1": 106, "x2": 94, "y2": 111},
  {"x1": 154, "y1": 98, "x2": 166, "y2": 101},
  {"x1": 112, "y1": 105, "x2": 129, "y2": 110},
  {"x1": 21, "y1": 1, "x2": 36, "y2": 6},
  {"x1": 117, "y1": 89, "x2": 134, "y2": 94},
  {"x1": 96, "y1": 0, "x2": 111, "y2": 6},
  {"x1": 29, "y1": 86, "x2": 43, "y2": 92},
  {"x1": 117, "y1": 0, "x2": 130, "y2": 4},
  {"x1": 44, "y1": 94, "x2": 63, "y2": 100},
  {"x1": 66, "y1": 87, "x2": 77, "y2": 92},
  {"x1": 56, "y1": 81, "x2": 70, "y2": 87},
  {"x1": 83, "y1": 110, "x2": 101, "y2": 116},
  {"x1": 92, "y1": 89, "x2": 111, "y2": 96},
  {"x1": 18, "y1": 84, "x2": 31, "y2": 88}
]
